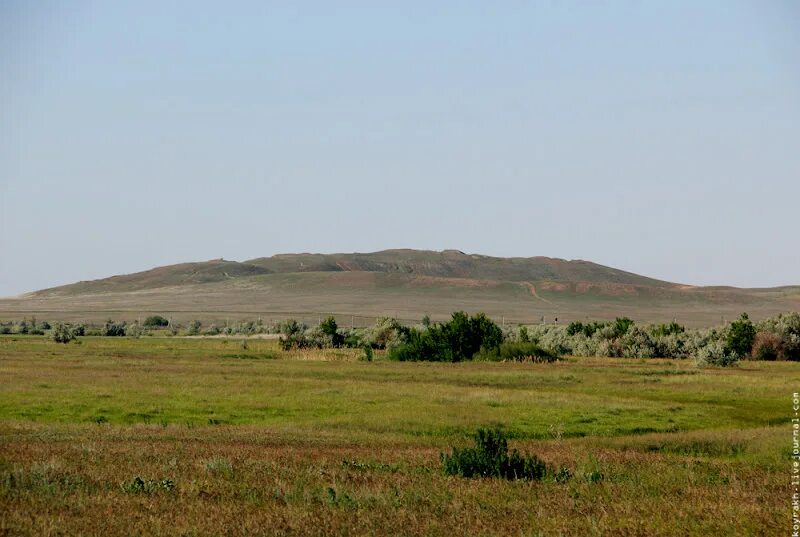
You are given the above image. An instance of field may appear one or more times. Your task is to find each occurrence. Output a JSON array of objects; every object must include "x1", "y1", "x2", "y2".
[{"x1": 0, "y1": 336, "x2": 793, "y2": 535}]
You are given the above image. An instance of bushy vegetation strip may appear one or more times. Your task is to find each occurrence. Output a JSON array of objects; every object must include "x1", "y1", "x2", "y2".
[{"x1": 2, "y1": 310, "x2": 798, "y2": 365}]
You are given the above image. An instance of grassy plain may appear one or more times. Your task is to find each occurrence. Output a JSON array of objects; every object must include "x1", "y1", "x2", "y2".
[{"x1": 0, "y1": 336, "x2": 794, "y2": 535}]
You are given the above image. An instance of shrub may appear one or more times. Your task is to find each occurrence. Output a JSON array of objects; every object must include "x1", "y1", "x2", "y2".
[
  {"x1": 320, "y1": 316, "x2": 344, "y2": 347},
  {"x1": 361, "y1": 345, "x2": 374, "y2": 362},
  {"x1": 622, "y1": 326, "x2": 657, "y2": 358},
  {"x1": 278, "y1": 319, "x2": 310, "y2": 350},
  {"x1": 51, "y1": 323, "x2": 76, "y2": 344},
  {"x1": 726, "y1": 313, "x2": 755, "y2": 357},
  {"x1": 566, "y1": 321, "x2": 584, "y2": 336},
  {"x1": 757, "y1": 312, "x2": 800, "y2": 361},
  {"x1": 441, "y1": 428, "x2": 547, "y2": 480},
  {"x1": 389, "y1": 312, "x2": 502, "y2": 362},
  {"x1": 476, "y1": 342, "x2": 558, "y2": 363},
  {"x1": 143, "y1": 315, "x2": 169, "y2": 328},
  {"x1": 206, "y1": 458, "x2": 234, "y2": 479},
  {"x1": 519, "y1": 326, "x2": 530, "y2": 343},
  {"x1": 223, "y1": 319, "x2": 270, "y2": 336},
  {"x1": 363, "y1": 317, "x2": 408, "y2": 350},
  {"x1": 696, "y1": 340, "x2": 738, "y2": 367},
  {"x1": 596, "y1": 338, "x2": 623, "y2": 357},
  {"x1": 203, "y1": 324, "x2": 221, "y2": 335},
  {"x1": 126, "y1": 323, "x2": 146, "y2": 338},
  {"x1": 102, "y1": 320, "x2": 127, "y2": 337},
  {"x1": 613, "y1": 317, "x2": 635, "y2": 338},
  {"x1": 751, "y1": 331, "x2": 782, "y2": 361},
  {"x1": 653, "y1": 333, "x2": 687, "y2": 359},
  {"x1": 652, "y1": 321, "x2": 685, "y2": 337},
  {"x1": 120, "y1": 476, "x2": 175, "y2": 494},
  {"x1": 187, "y1": 320, "x2": 202, "y2": 336}
]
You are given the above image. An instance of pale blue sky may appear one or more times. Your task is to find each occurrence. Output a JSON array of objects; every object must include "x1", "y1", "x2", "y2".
[{"x1": 1, "y1": 1, "x2": 798, "y2": 296}]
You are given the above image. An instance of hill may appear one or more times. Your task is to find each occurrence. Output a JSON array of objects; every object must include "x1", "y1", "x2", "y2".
[{"x1": 1, "y1": 249, "x2": 798, "y2": 327}]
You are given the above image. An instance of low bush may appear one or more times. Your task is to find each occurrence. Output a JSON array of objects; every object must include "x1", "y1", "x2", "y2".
[
  {"x1": 475, "y1": 342, "x2": 558, "y2": 362},
  {"x1": 51, "y1": 323, "x2": 76, "y2": 344},
  {"x1": 102, "y1": 320, "x2": 126, "y2": 337},
  {"x1": 442, "y1": 428, "x2": 547, "y2": 480},
  {"x1": 361, "y1": 346, "x2": 373, "y2": 362},
  {"x1": 120, "y1": 476, "x2": 175, "y2": 494},
  {"x1": 278, "y1": 319, "x2": 310, "y2": 350},
  {"x1": 206, "y1": 458, "x2": 234, "y2": 479},
  {"x1": 750, "y1": 331, "x2": 782, "y2": 361},
  {"x1": 143, "y1": 315, "x2": 169, "y2": 328},
  {"x1": 757, "y1": 312, "x2": 800, "y2": 360},
  {"x1": 126, "y1": 323, "x2": 146, "y2": 338},
  {"x1": 696, "y1": 340, "x2": 738, "y2": 367}
]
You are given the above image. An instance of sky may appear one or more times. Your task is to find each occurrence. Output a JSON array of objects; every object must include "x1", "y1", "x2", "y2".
[{"x1": 1, "y1": 1, "x2": 798, "y2": 296}]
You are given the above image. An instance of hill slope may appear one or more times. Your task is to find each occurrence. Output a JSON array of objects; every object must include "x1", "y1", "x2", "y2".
[
  {"x1": 33, "y1": 250, "x2": 673, "y2": 297},
  {"x1": 2, "y1": 249, "x2": 798, "y2": 327}
]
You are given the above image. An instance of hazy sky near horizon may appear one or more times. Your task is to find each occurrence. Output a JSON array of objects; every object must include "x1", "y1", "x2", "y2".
[{"x1": 1, "y1": 1, "x2": 799, "y2": 296}]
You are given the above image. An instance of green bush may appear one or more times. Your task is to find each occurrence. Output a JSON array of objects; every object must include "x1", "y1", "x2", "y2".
[
  {"x1": 519, "y1": 326, "x2": 530, "y2": 343},
  {"x1": 652, "y1": 321, "x2": 685, "y2": 337},
  {"x1": 476, "y1": 342, "x2": 558, "y2": 362},
  {"x1": 441, "y1": 428, "x2": 547, "y2": 480},
  {"x1": 726, "y1": 313, "x2": 755, "y2": 357},
  {"x1": 361, "y1": 345, "x2": 373, "y2": 362},
  {"x1": 278, "y1": 319, "x2": 309, "y2": 350},
  {"x1": 389, "y1": 312, "x2": 502, "y2": 362},
  {"x1": 613, "y1": 317, "x2": 635, "y2": 338},
  {"x1": 143, "y1": 315, "x2": 169, "y2": 328},
  {"x1": 320, "y1": 316, "x2": 344, "y2": 347}
]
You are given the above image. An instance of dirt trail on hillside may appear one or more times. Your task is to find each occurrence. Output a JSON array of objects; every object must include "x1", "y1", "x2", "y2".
[{"x1": 524, "y1": 282, "x2": 559, "y2": 307}]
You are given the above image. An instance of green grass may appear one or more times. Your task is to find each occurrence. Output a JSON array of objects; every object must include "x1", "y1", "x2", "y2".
[
  {"x1": 0, "y1": 335, "x2": 793, "y2": 535},
  {"x1": 0, "y1": 336, "x2": 794, "y2": 435}
]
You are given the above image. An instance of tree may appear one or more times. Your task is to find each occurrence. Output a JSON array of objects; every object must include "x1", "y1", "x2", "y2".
[
  {"x1": 320, "y1": 316, "x2": 343, "y2": 347},
  {"x1": 726, "y1": 313, "x2": 756, "y2": 357},
  {"x1": 519, "y1": 326, "x2": 530, "y2": 343},
  {"x1": 613, "y1": 317, "x2": 635, "y2": 338}
]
